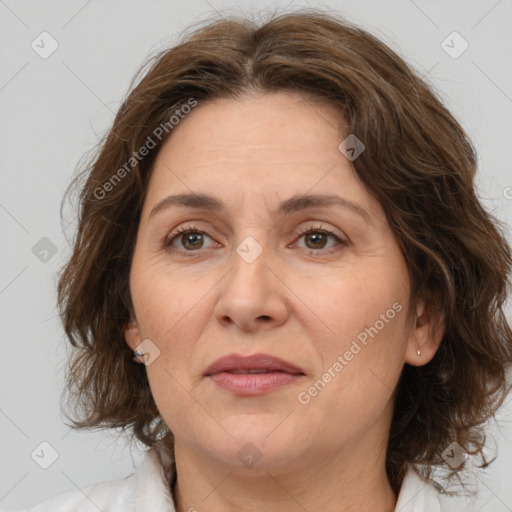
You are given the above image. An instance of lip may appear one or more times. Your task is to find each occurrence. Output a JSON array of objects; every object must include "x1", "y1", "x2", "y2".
[
  {"x1": 204, "y1": 353, "x2": 305, "y2": 396},
  {"x1": 204, "y1": 353, "x2": 305, "y2": 376}
]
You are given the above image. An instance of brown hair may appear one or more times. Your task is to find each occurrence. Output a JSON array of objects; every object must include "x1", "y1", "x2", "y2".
[{"x1": 57, "y1": 8, "x2": 512, "y2": 493}]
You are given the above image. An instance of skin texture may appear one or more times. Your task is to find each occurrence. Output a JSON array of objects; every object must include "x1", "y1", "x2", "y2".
[{"x1": 124, "y1": 91, "x2": 444, "y2": 512}]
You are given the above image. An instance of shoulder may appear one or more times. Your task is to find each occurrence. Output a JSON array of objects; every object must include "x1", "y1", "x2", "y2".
[
  {"x1": 2, "y1": 474, "x2": 136, "y2": 512},
  {"x1": 395, "y1": 465, "x2": 473, "y2": 512},
  {"x1": 2, "y1": 449, "x2": 176, "y2": 512}
]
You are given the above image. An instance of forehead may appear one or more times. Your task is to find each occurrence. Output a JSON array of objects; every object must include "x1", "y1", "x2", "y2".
[
  {"x1": 154, "y1": 90, "x2": 345, "y2": 166},
  {"x1": 143, "y1": 91, "x2": 381, "y2": 221}
]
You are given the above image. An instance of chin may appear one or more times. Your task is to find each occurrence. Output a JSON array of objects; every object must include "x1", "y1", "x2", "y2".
[{"x1": 197, "y1": 415, "x2": 311, "y2": 469}]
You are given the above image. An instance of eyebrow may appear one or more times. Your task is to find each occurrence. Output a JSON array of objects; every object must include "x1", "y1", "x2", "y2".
[{"x1": 148, "y1": 193, "x2": 372, "y2": 224}]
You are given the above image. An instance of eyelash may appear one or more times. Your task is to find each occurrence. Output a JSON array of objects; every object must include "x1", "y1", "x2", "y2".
[{"x1": 163, "y1": 223, "x2": 347, "y2": 255}]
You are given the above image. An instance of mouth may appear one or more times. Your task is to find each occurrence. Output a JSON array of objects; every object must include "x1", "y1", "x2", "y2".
[{"x1": 204, "y1": 353, "x2": 305, "y2": 396}]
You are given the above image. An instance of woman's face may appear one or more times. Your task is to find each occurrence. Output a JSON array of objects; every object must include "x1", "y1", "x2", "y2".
[{"x1": 125, "y1": 91, "x2": 441, "y2": 471}]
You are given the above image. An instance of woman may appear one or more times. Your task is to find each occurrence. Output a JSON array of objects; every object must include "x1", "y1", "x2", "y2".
[{"x1": 7, "y1": 8, "x2": 511, "y2": 512}]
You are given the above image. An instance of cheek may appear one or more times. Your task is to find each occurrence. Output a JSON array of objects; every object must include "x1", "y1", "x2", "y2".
[
  {"x1": 298, "y1": 261, "x2": 408, "y2": 342},
  {"x1": 130, "y1": 258, "x2": 199, "y2": 335},
  {"x1": 295, "y1": 304, "x2": 407, "y2": 445},
  {"x1": 299, "y1": 264, "x2": 409, "y2": 396}
]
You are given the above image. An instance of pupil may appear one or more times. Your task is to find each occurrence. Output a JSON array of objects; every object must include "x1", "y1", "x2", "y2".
[
  {"x1": 307, "y1": 233, "x2": 325, "y2": 248},
  {"x1": 185, "y1": 233, "x2": 202, "y2": 249}
]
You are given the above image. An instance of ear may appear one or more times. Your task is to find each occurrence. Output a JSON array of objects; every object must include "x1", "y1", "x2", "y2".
[
  {"x1": 124, "y1": 317, "x2": 143, "y2": 353},
  {"x1": 404, "y1": 299, "x2": 445, "y2": 367}
]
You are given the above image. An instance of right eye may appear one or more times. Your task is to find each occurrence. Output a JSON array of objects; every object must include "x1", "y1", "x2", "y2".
[{"x1": 164, "y1": 224, "x2": 217, "y2": 252}]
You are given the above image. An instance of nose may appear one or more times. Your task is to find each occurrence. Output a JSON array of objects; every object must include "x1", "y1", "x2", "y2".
[{"x1": 213, "y1": 240, "x2": 289, "y2": 333}]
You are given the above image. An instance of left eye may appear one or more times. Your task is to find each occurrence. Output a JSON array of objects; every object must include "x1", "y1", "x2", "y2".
[{"x1": 294, "y1": 228, "x2": 345, "y2": 251}]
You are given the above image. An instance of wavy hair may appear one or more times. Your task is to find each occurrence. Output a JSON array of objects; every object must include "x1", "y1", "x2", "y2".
[{"x1": 57, "y1": 8, "x2": 512, "y2": 493}]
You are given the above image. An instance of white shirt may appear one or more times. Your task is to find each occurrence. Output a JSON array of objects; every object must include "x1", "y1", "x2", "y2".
[{"x1": 2, "y1": 448, "x2": 471, "y2": 511}]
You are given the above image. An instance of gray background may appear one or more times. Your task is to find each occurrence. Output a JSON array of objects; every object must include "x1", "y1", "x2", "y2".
[{"x1": 1, "y1": 0, "x2": 511, "y2": 510}]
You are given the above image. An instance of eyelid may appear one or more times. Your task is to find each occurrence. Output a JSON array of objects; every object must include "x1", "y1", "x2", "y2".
[{"x1": 293, "y1": 222, "x2": 347, "y2": 242}]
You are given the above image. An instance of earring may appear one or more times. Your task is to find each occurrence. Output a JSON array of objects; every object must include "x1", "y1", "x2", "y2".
[
  {"x1": 417, "y1": 349, "x2": 421, "y2": 356},
  {"x1": 133, "y1": 349, "x2": 144, "y2": 363}
]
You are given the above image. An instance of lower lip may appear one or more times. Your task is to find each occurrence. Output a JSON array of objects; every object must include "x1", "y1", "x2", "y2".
[{"x1": 208, "y1": 371, "x2": 304, "y2": 395}]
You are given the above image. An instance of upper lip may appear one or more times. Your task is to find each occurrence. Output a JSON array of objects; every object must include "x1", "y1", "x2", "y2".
[{"x1": 204, "y1": 353, "x2": 305, "y2": 376}]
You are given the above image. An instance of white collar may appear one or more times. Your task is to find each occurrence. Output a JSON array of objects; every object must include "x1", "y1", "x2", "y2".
[
  {"x1": 133, "y1": 448, "x2": 176, "y2": 512},
  {"x1": 394, "y1": 465, "x2": 443, "y2": 511}
]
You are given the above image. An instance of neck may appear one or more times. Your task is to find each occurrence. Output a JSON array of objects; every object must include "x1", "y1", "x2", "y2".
[{"x1": 172, "y1": 436, "x2": 397, "y2": 512}]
